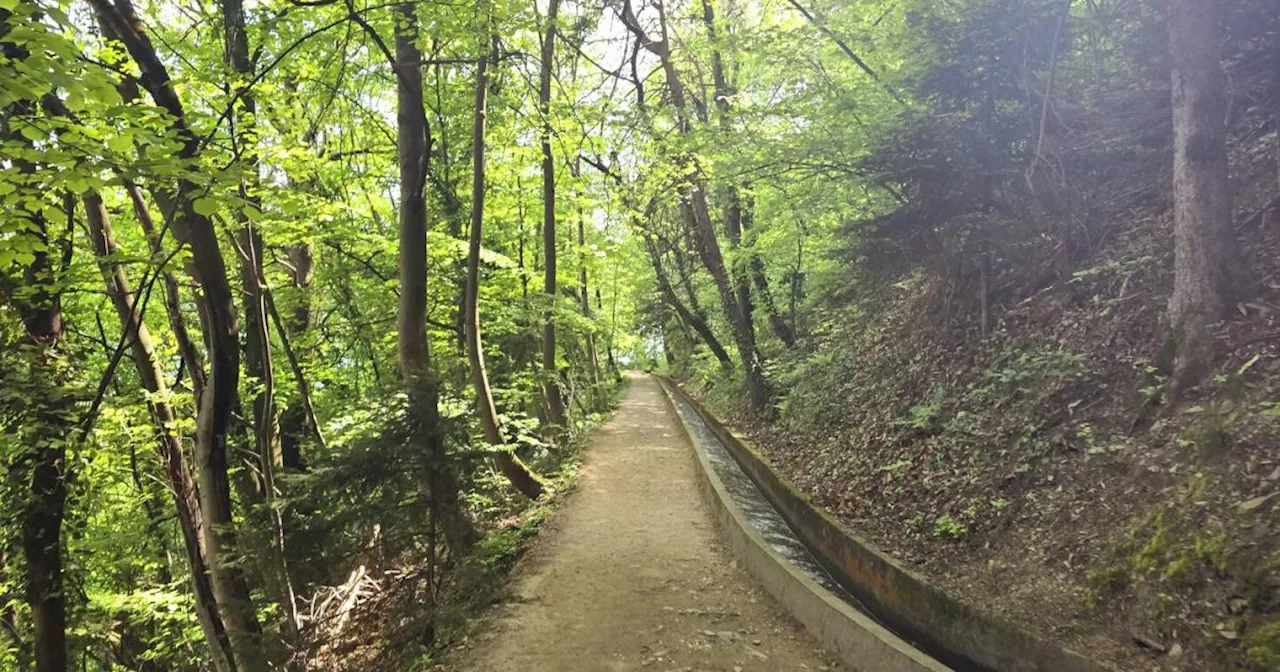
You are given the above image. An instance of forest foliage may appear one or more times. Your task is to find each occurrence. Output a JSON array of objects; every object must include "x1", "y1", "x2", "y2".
[{"x1": 2, "y1": 0, "x2": 1279, "y2": 669}]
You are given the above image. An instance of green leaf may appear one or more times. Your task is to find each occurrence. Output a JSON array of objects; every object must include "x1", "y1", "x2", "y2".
[
  {"x1": 107, "y1": 134, "x2": 133, "y2": 153},
  {"x1": 192, "y1": 198, "x2": 218, "y2": 217}
]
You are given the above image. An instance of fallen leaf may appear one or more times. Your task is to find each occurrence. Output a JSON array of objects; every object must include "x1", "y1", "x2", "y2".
[{"x1": 1238, "y1": 493, "x2": 1276, "y2": 512}]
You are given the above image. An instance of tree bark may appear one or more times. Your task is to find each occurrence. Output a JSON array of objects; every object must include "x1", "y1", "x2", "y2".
[
  {"x1": 577, "y1": 204, "x2": 603, "y2": 403},
  {"x1": 19, "y1": 297, "x2": 68, "y2": 672},
  {"x1": 83, "y1": 192, "x2": 235, "y2": 672},
  {"x1": 279, "y1": 240, "x2": 316, "y2": 471},
  {"x1": 3, "y1": 22, "x2": 69, "y2": 666},
  {"x1": 221, "y1": 0, "x2": 299, "y2": 638},
  {"x1": 723, "y1": 189, "x2": 754, "y2": 334},
  {"x1": 15, "y1": 194, "x2": 69, "y2": 672},
  {"x1": 1166, "y1": 0, "x2": 1245, "y2": 395},
  {"x1": 466, "y1": 35, "x2": 545, "y2": 500},
  {"x1": 124, "y1": 183, "x2": 207, "y2": 403},
  {"x1": 539, "y1": 0, "x2": 569, "y2": 428},
  {"x1": 89, "y1": 2, "x2": 268, "y2": 667},
  {"x1": 393, "y1": 0, "x2": 479, "y2": 555},
  {"x1": 733, "y1": 191, "x2": 796, "y2": 349},
  {"x1": 699, "y1": 0, "x2": 755, "y2": 336},
  {"x1": 749, "y1": 255, "x2": 796, "y2": 348},
  {"x1": 642, "y1": 233, "x2": 732, "y2": 367},
  {"x1": 620, "y1": 0, "x2": 771, "y2": 410},
  {"x1": 265, "y1": 288, "x2": 327, "y2": 459}
]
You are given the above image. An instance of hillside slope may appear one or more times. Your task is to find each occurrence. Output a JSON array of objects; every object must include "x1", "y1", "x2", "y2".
[{"x1": 687, "y1": 116, "x2": 1280, "y2": 672}]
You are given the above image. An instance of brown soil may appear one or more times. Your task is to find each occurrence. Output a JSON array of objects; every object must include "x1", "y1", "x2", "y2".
[
  {"x1": 688, "y1": 176, "x2": 1280, "y2": 671},
  {"x1": 441, "y1": 374, "x2": 842, "y2": 672}
]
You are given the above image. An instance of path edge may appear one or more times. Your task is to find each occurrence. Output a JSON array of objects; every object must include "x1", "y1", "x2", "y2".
[{"x1": 656, "y1": 377, "x2": 950, "y2": 672}]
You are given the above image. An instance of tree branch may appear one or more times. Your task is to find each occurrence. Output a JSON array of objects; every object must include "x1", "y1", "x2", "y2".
[{"x1": 781, "y1": 0, "x2": 905, "y2": 105}]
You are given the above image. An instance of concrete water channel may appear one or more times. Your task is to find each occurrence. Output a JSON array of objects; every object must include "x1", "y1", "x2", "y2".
[
  {"x1": 665, "y1": 387, "x2": 884, "y2": 620},
  {"x1": 660, "y1": 378, "x2": 1111, "y2": 672},
  {"x1": 659, "y1": 382, "x2": 955, "y2": 672},
  {"x1": 659, "y1": 376, "x2": 1115, "y2": 672}
]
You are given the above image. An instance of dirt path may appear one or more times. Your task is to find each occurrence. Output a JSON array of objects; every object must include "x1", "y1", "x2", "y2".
[{"x1": 448, "y1": 375, "x2": 841, "y2": 672}]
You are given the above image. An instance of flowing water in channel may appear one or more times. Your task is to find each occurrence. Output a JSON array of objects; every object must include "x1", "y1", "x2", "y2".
[{"x1": 663, "y1": 386, "x2": 880, "y2": 619}]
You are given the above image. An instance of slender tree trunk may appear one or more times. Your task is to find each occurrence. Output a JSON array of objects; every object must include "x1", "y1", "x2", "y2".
[
  {"x1": 83, "y1": 193, "x2": 235, "y2": 672},
  {"x1": 1166, "y1": 0, "x2": 1245, "y2": 395},
  {"x1": 393, "y1": 0, "x2": 479, "y2": 555},
  {"x1": 15, "y1": 194, "x2": 69, "y2": 672},
  {"x1": 221, "y1": 0, "x2": 299, "y2": 638},
  {"x1": 125, "y1": 439, "x2": 173, "y2": 586},
  {"x1": 279, "y1": 241, "x2": 316, "y2": 470},
  {"x1": 466, "y1": 34, "x2": 545, "y2": 500},
  {"x1": 265, "y1": 288, "x2": 327, "y2": 458},
  {"x1": 577, "y1": 206, "x2": 603, "y2": 402},
  {"x1": 749, "y1": 255, "x2": 796, "y2": 348},
  {"x1": 724, "y1": 189, "x2": 755, "y2": 332},
  {"x1": 4, "y1": 25, "x2": 69, "y2": 665},
  {"x1": 518, "y1": 182, "x2": 530, "y2": 302},
  {"x1": 642, "y1": 234, "x2": 733, "y2": 366},
  {"x1": 124, "y1": 183, "x2": 207, "y2": 403},
  {"x1": 738, "y1": 194, "x2": 796, "y2": 348},
  {"x1": 621, "y1": 0, "x2": 770, "y2": 410},
  {"x1": 602, "y1": 286, "x2": 622, "y2": 381},
  {"x1": 668, "y1": 224, "x2": 705, "y2": 317},
  {"x1": 539, "y1": 0, "x2": 569, "y2": 428},
  {"x1": 700, "y1": 0, "x2": 756, "y2": 338},
  {"x1": 90, "y1": 3, "x2": 268, "y2": 667}
]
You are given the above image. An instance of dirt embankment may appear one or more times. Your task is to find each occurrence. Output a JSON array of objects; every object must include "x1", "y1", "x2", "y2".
[{"x1": 690, "y1": 185, "x2": 1280, "y2": 671}]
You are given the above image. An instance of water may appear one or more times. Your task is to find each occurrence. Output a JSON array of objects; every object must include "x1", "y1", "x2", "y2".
[
  {"x1": 663, "y1": 386, "x2": 879, "y2": 619},
  {"x1": 663, "y1": 382, "x2": 1006, "y2": 672}
]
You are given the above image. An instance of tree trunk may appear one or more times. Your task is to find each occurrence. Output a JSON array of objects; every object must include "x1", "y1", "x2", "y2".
[
  {"x1": 642, "y1": 234, "x2": 733, "y2": 366},
  {"x1": 90, "y1": 3, "x2": 268, "y2": 667},
  {"x1": 83, "y1": 192, "x2": 235, "y2": 672},
  {"x1": 681, "y1": 191, "x2": 769, "y2": 407},
  {"x1": 124, "y1": 183, "x2": 207, "y2": 403},
  {"x1": 265, "y1": 288, "x2": 327, "y2": 460},
  {"x1": 723, "y1": 189, "x2": 755, "y2": 336},
  {"x1": 577, "y1": 206, "x2": 603, "y2": 403},
  {"x1": 699, "y1": 0, "x2": 756, "y2": 339},
  {"x1": 394, "y1": 0, "x2": 479, "y2": 555},
  {"x1": 466, "y1": 35, "x2": 545, "y2": 500},
  {"x1": 749, "y1": 255, "x2": 796, "y2": 348},
  {"x1": 621, "y1": 0, "x2": 771, "y2": 410},
  {"x1": 15, "y1": 195, "x2": 69, "y2": 672},
  {"x1": 4, "y1": 25, "x2": 69, "y2": 666},
  {"x1": 279, "y1": 240, "x2": 316, "y2": 471},
  {"x1": 221, "y1": 0, "x2": 299, "y2": 638},
  {"x1": 539, "y1": 0, "x2": 569, "y2": 428},
  {"x1": 20, "y1": 338, "x2": 68, "y2": 672},
  {"x1": 1166, "y1": 0, "x2": 1245, "y2": 395},
  {"x1": 739, "y1": 194, "x2": 796, "y2": 348}
]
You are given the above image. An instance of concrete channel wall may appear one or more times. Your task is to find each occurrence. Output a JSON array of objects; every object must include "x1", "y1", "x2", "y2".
[
  {"x1": 658, "y1": 378, "x2": 1111, "y2": 672},
  {"x1": 658, "y1": 379, "x2": 948, "y2": 672}
]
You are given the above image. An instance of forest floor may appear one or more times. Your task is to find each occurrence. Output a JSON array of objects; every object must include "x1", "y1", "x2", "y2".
[
  {"x1": 684, "y1": 167, "x2": 1280, "y2": 671},
  {"x1": 438, "y1": 374, "x2": 840, "y2": 672}
]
